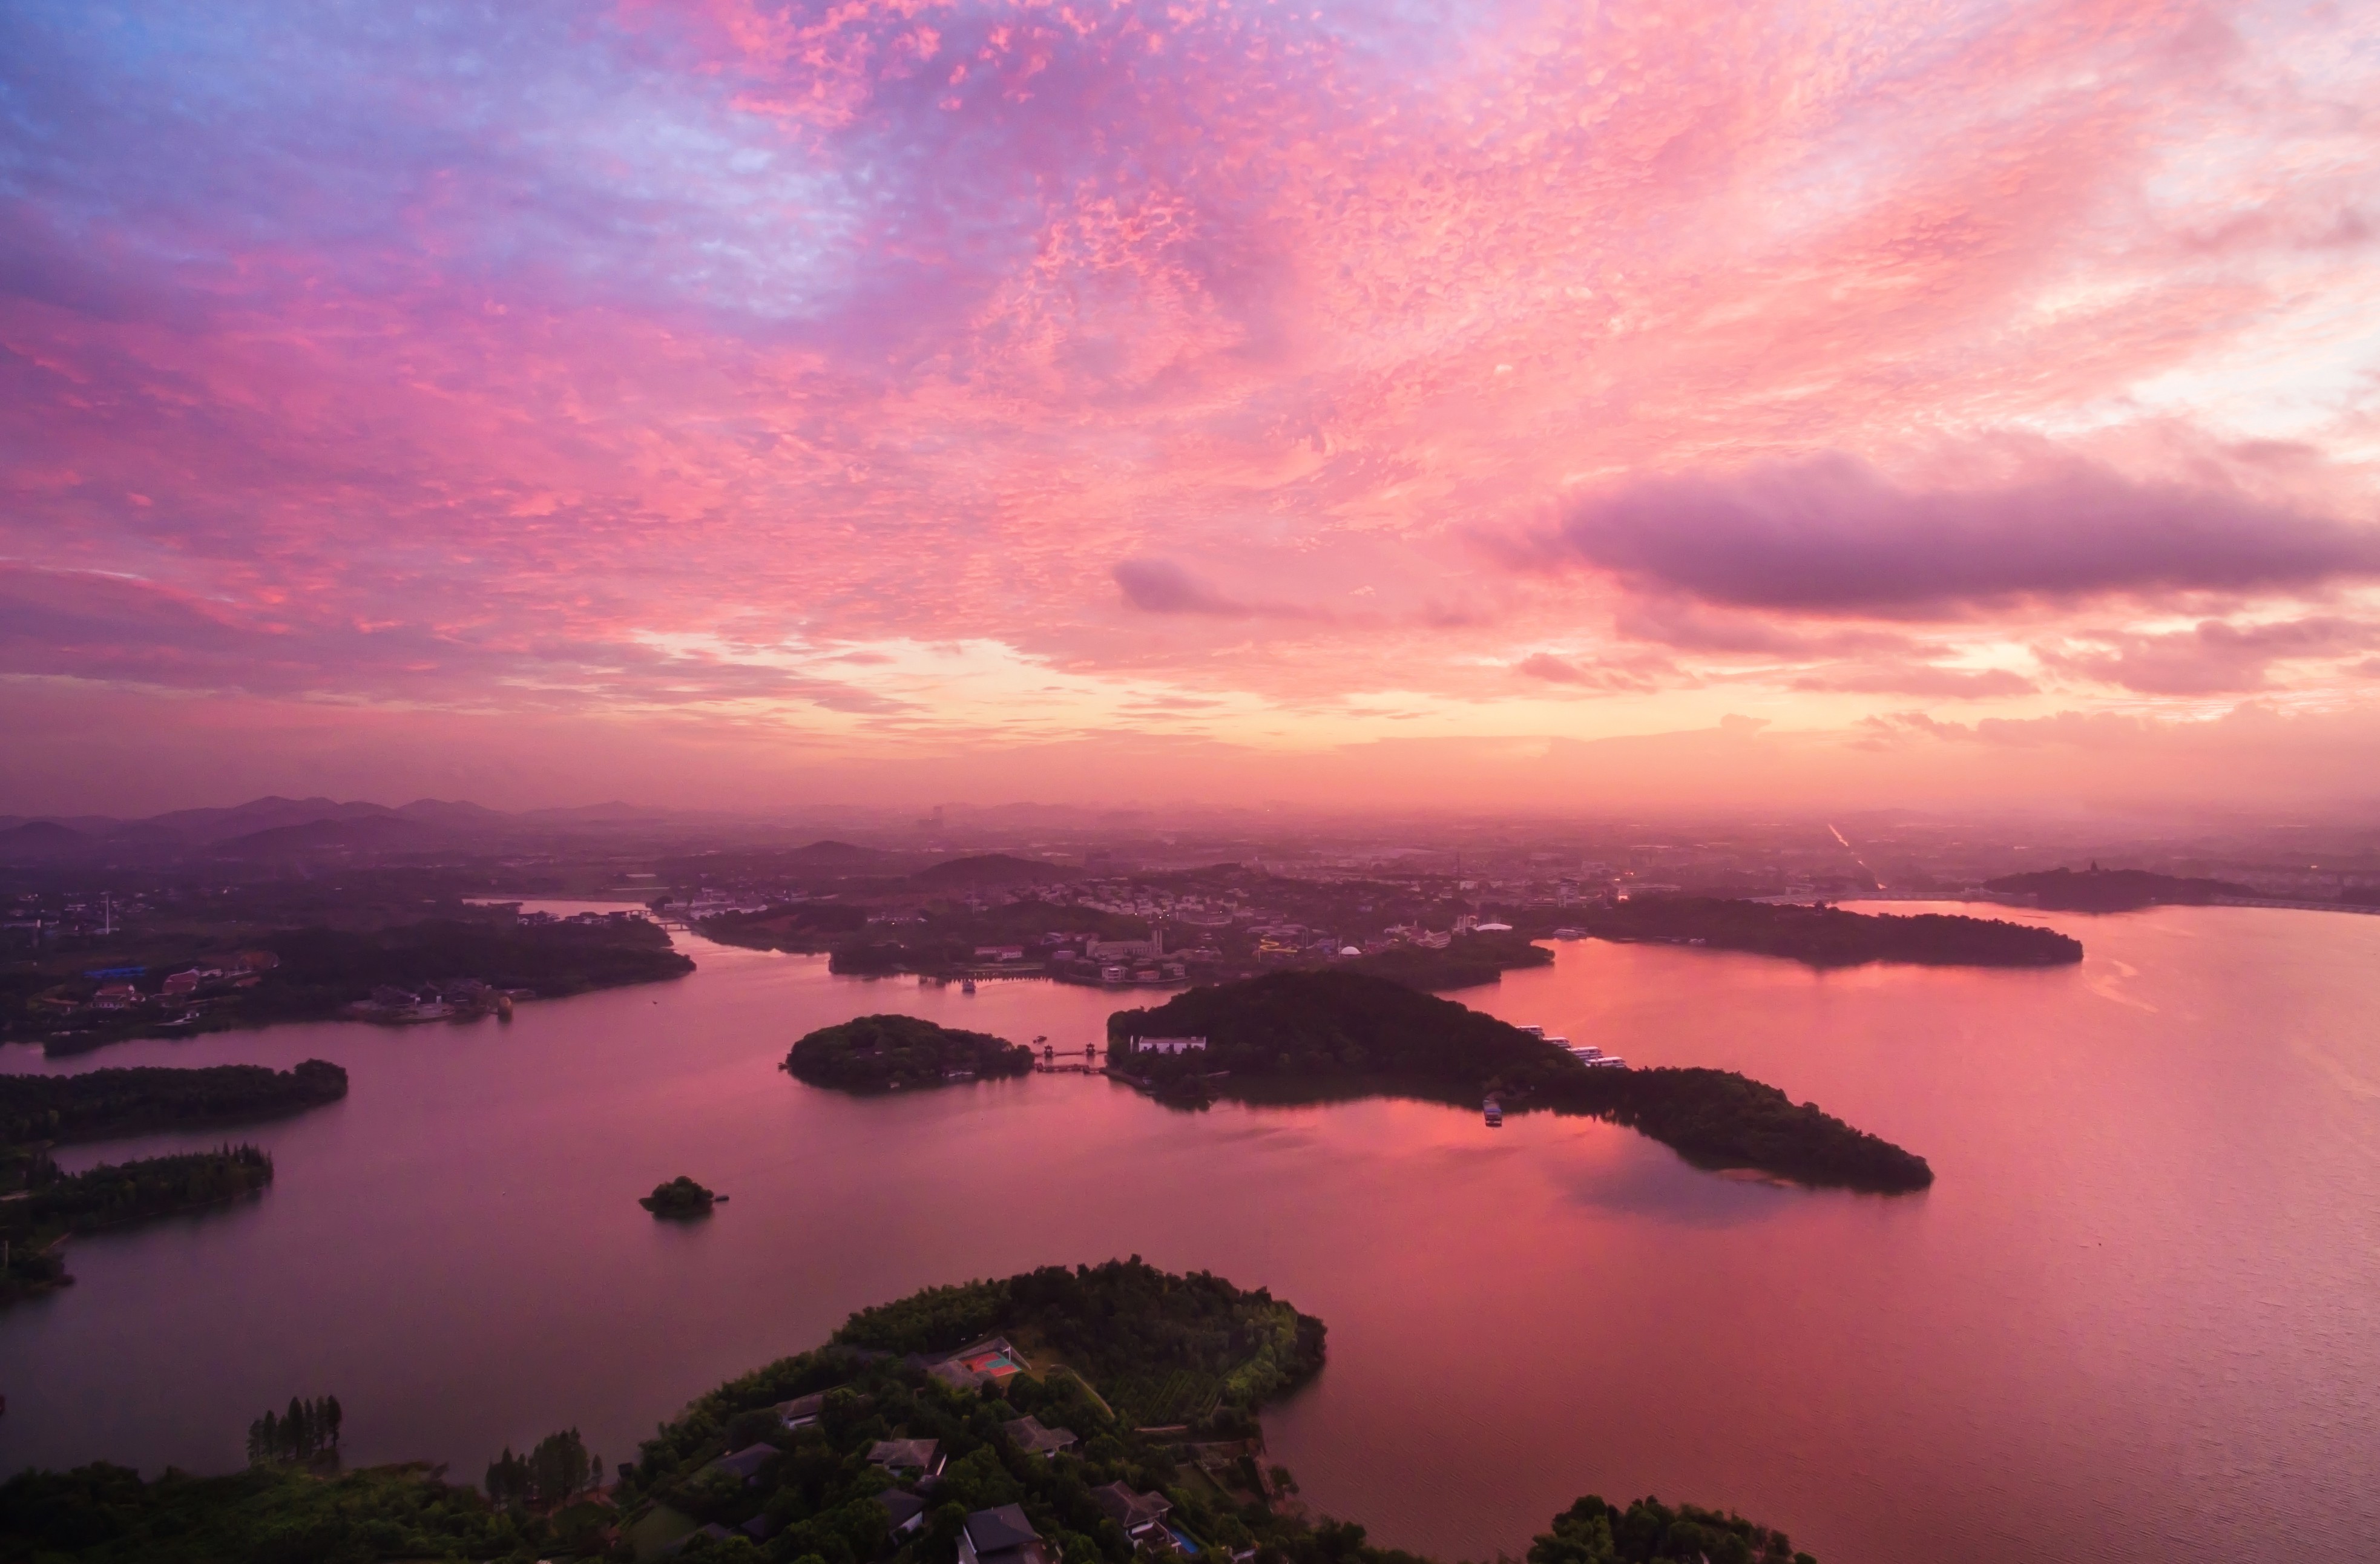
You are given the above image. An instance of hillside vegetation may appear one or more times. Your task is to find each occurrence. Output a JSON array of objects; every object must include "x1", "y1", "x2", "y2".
[{"x1": 784, "y1": 1014, "x2": 1036, "y2": 1092}]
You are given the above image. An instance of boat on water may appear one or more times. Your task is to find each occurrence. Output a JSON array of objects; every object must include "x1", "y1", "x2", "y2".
[
  {"x1": 1484, "y1": 1094, "x2": 1503, "y2": 1128},
  {"x1": 960, "y1": 978, "x2": 977, "y2": 994},
  {"x1": 1566, "y1": 1042, "x2": 1626, "y2": 1068}
]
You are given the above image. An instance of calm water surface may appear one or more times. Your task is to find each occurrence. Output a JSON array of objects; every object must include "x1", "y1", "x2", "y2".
[{"x1": 4, "y1": 903, "x2": 2378, "y2": 1563}]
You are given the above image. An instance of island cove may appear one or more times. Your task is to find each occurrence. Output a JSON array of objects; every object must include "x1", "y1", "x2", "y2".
[
  {"x1": 782, "y1": 974, "x2": 1931, "y2": 1194},
  {"x1": 0, "y1": 1261, "x2": 1819, "y2": 1564},
  {"x1": 1, "y1": 1060, "x2": 349, "y2": 1301}
]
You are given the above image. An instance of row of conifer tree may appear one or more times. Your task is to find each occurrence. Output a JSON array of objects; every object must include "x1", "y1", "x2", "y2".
[
  {"x1": 485, "y1": 1427, "x2": 602, "y2": 1509},
  {"x1": 246, "y1": 1395, "x2": 343, "y2": 1465}
]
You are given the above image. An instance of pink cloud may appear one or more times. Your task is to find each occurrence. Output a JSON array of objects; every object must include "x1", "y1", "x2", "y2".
[
  {"x1": 4, "y1": 0, "x2": 2380, "y2": 802},
  {"x1": 1543, "y1": 452, "x2": 2380, "y2": 617}
]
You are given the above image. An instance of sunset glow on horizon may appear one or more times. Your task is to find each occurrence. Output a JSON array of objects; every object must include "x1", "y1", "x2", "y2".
[{"x1": 7, "y1": 0, "x2": 2380, "y2": 812}]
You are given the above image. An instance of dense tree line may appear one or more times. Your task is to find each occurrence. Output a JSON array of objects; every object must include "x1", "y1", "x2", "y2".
[
  {"x1": 1111, "y1": 971, "x2": 1565, "y2": 1086},
  {"x1": 1341, "y1": 932, "x2": 1553, "y2": 991},
  {"x1": 1533, "y1": 1071, "x2": 1933, "y2": 1191},
  {"x1": 0, "y1": 1461, "x2": 536, "y2": 1562},
  {"x1": 487, "y1": 1430, "x2": 601, "y2": 1509},
  {"x1": 784, "y1": 1014, "x2": 1036, "y2": 1092},
  {"x1": 3, "y1": 1144, "x2": 280, "y2": 1300},
  {"x1": 10, "y1": 1144, "x2": 275, "y2": 1233},
  {"x1": 1982, "y1": 866, "x2": 2251, "y2": 912},
  {"x1": 246, "y1": 1396, "x2": 343, "y2": 1467},
  {"x1": 1530, "y1": 1494, "x2": 1812, "y2": 1564},
  {"x1": 1547, "y1": 898, "x2": 2080, "y2": 968},
  {"x1": 1110, "y1": 973, "x2": 1933, "y2": 1192},
  {"x1": 256, "y1": 917, "x2": 693, "y2": 1014},
  {"x1": 830, "y1": 1259, "x2": 1327, "y2": 1422},
  {"x1": 821, "y1": 907, "x2": 1145, "y2": 976},
  {"x1": 0, "y1": 1060, "x2": 346, "y2": 1149}
]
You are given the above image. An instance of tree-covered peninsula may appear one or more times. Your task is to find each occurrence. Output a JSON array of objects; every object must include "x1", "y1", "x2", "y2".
[
  {"x1": 0, "y1": 1059, "x2": 347, "y2": 1148},
  {"x1": 1341, "y1": 930, "x2": 1554, "y2": 991},
  {"x1": 0, "y1": 1061, "x2": 346, "y2": 1301},
  {"x1": 784, "y1": 1014, "x2": 1036, "y2": 1092},
  {"x1": 23, "y1": 912, "x2": 694, "y2": 1057},
  {"x1": 2, "y1": 1145, "x2": 275, "y2": 1301},
  {"x1": 0, "y1": 1260, "x2": 1815, "y2": 1564},
  {"x1": 1110, "y1": 972, "x2": 1933, "y2": 1192},
  {"x1": 1982, "y1": 866, "x2": 2252, "y2": 911},
  {"x1": 1548, "y1": 898, "x2": 2080, "y2": 968}
]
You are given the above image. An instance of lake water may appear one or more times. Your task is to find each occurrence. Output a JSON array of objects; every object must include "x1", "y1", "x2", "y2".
[{"x1": 4, "y1": 903, "x2": 2377, "y2": 1563}]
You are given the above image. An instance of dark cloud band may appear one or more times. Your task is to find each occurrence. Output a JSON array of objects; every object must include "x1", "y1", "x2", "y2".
[{"x1": 1550, "y1": 453, "x2": 2380, "y2": 615}]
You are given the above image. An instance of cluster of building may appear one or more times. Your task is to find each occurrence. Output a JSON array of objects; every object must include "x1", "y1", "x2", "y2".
[
  {"x1": 674, "y1": 1336, "x2": 1237, "y2": 1562},
  {"x1": 343, "y1": 977, "x2": 520, "y2": 1025},
  {"x1": 35, "y1": 949, "x2": 277, "y2": 1024}
]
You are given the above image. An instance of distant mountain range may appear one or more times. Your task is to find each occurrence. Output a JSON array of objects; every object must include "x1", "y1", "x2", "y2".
[{"x1": 0, "y1": 794, "x2": 697, "y2": 866}]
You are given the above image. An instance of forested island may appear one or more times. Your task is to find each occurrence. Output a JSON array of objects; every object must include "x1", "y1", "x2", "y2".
[
  {"x1": 1982, "y1": 866, "x2": 2252, "y2": 912},
  {"x1": 785, "y1": 1014, "x2": 1037, "y2": 1092},
  {"x1": 0, "y1": 1060, "x2": 346, "y2": 1301},
  {"x1": 1109, "y1": 972, "x2": 1933, "y2": 1192},
  {"x1": 642, "y1": 1175, "x2": 721, "y2": 1218},
  {"x1": 0, "y1": 1059, "x2": 348, "y2": 1147},
  {"x1": 702, "y1": 900, "x2": 1146, "y2": 979},
  {"x1": 0, "y1": 1260, "x2": 1813, "y2": 1563},
  {"x1": 1547, "y1": 898, "x2": 2080, "y2": 968},
  {"x1": 1342, "y1": 930, "x2": 1553, "y2": 991},
  {"x1": 2, "y1": 1145, "x2": 275, "y2": 1301}
]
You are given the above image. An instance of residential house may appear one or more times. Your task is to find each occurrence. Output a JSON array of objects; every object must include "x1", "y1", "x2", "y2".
[
  {"x1": 775, "y1": 1391, "x2": 827, "y2": 1430},
  {"x1": 707, "y1": 1444, "x2": 778, "y2": 1485},
  {"x1": 867, "y1": 1438, "x2": 942, "y2": 1475},
  {"x1": 959, "y1": 1504, "x2": 1048, "y2": 1564},
  {"x1": 999, "y1": 1415, "x2": 1079, "y2": 1457},
  {"x1": 878, "y1": 1488, "x2": 929, "y2": 1537},
  {"x1": 1089, "y1": 1480, "x2": 1172, "y2": 1539}
]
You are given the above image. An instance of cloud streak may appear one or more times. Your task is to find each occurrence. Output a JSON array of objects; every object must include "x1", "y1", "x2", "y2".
[{"x1": 1547, "y1": 453, "x2": 2380, "y2": 616}]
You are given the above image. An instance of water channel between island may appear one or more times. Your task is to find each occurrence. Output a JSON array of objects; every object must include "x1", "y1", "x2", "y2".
[{"x1": 3, "y1": 902, "x2": 2377, "y2": 1564}]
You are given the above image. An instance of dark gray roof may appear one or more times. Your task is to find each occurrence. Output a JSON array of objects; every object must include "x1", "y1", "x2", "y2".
[
  {"x1": 1001, "y1": 1415, "x2": 1079, "y2": 1454},
  {"x1": 868, "y1": 1436, "x2": 939, "y2": 1470},
  {"x1": 879, "y1": 1489, "x2": 928, "y2": 1527},
  {"x1": 1090, "y1": 1480, "x2": 1172, "y2": 1530},
  {"x1": 711, "y1": 1443, "x2": 777, "y2": 1480},
  {"x1": 965, "y1": 1503, "x2": 1042, "y2": 1556},
  {"x1": 775, "y1": 1391, "x2": 829, "y2": 1421}
]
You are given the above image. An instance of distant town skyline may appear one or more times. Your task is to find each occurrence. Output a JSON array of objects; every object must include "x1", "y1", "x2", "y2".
[{"x1": 7, "y1": 1, "x2": 2380, "y2": 815}]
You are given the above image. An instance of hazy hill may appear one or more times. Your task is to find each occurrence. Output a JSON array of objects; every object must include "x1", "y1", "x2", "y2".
[
  {"x1": 909, "y1": 852, "x2": 1079, "y2": 888},
  {"x1": 783, "y1": 839, "x2": 901, "y2": 872},
  {"x1": 213, "y1": 815, "x2": 441, "y2": 858},
  {"x1": 0, "y1": 821, "x2": 93, "y2": 861},
  {"x1": 1983, "y1": 866, "x2": 2253, "y2": 912}
]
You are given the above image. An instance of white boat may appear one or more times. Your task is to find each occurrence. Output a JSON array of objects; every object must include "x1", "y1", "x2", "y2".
[
  {"x1": 1484, "y1": 1094, "x2": 1503, "y2": 1127},
  {"x1": 960, "y1": 978, "x2": 977, "y2": 994}
]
